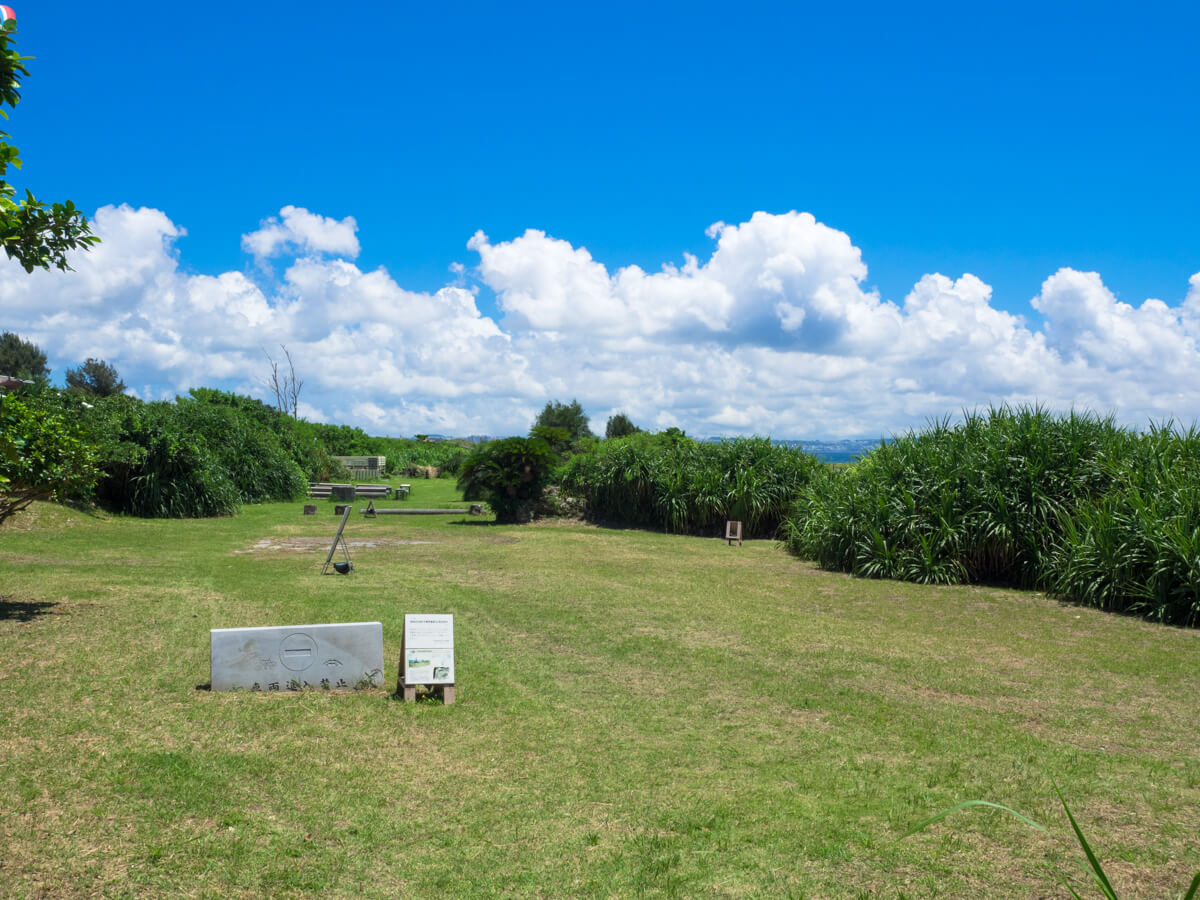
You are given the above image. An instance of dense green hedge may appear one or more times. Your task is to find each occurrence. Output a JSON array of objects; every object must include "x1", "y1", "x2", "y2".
[
  {"x1": 38, "y1": 389, "x2": 306, "y2": 518},
  {"x1": 84, "y1": 397, "x2": 243, "y2": 518},
  {"x1": 291, "y1": 420, "x2": 472, "y2": 477},
  {"x1": 781, "y1": 407, "x2": 1200, "y2": 626},
  {"x1": 558, "y1": 432, "x2": 824, "y2": 537},
  {"x1": 11, "y1": 387, "x2": 477, "y2": 518}
]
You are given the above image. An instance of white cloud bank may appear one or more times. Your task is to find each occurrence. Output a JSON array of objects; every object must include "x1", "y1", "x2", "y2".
[{"x1": 2, "y1": 204, "x2": 1198, "y2": 437}]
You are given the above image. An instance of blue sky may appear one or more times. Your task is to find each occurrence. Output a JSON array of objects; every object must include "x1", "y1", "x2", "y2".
[{"x1": 3, "y1": 1, "x2": 1198, "y2": 437}]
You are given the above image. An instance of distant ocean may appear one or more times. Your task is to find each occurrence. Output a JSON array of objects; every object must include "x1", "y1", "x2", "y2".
[
  {"x1": 705, "y1": 437, "x2": 887, "y2": 464},
  {"x1": 452, "y1": 435, "x2": 888, "y2": 463},
  {"x1": 772, "y1": 439, "x2": 883, "y2": 464},
  {"x1": 809, "y1": 448, "x2": 870, "y2": 464}
]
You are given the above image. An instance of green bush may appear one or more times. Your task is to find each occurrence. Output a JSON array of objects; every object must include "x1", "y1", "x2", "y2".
[
  {"x1": 559, "y1": 432, "x2": 822, "y2": 537},
  {"x1": 782, "y1": 406, "x2": 1200, "y2": 627},
  {"x1": 87, "y1": 399, "x2": 241, "y2": 518},
  {"x1": 783, "y1": 407, "x2": 1120, "y2": 585},
  {"x1": 0, "y1": 388, "x2": 99, "y2": 523},
  {"x1": 174, "y1": 399, "x2": 307, "y2": 504},
  {"x1": 1049, "y1": 423, "x2": 1200, "y2": 626},
  {"x1": 80, "y1": 393, "x2": 304, "y2": 518},
  {"x1": 383, "y1": 438, "x2": 474, "y2": 474},
  {"x1": 187, "y1": 388, "x2": 328, "y2": 482},
  {"x1": 290, "y1": 421, "x2": 475, "y2": 478},
  {"x1": 457, "y1": 436, "x2": 557, "y2": 523}
]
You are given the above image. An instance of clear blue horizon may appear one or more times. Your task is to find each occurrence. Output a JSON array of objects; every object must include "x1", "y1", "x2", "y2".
[{"x1": 3, "y1": 1, "x2": 1198, "y2": 438}]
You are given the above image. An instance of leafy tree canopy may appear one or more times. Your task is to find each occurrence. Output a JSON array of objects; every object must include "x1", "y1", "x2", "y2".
[
  {"x1": 532, "y1": 399, "x2": 592, "y2": 443},
  {"x1": 0, "y1": 28, "x2": 98, "y2": 272},
  {"x1": 0, "y1": 330, "x2": 46, "y2": 379},
  {"x1": 0, "y1": 389, "x2": 99, "y2": 524},
  {"x1": 605, "y1": 412, "x2": 641, "y2": 439},
  {"x1": 65, "y1": 357, "x2": 126, "y2": 397}
]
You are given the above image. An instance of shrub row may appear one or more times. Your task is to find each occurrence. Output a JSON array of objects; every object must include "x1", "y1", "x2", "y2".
[
  {"x1": 291, "y1": 421, "x2": 472, "y2": 478},
  {"x1": 80, "y1": 393, "x2": 307, "y2": 517},
  {"x1": 781, "y1": 407, "x2": 1200, "y2": 626},
  {"x1": 558, "y1": 432, "x2": 824, "y2": 537},
  {"x1": 5, "y1": 386, "x2": 476, "y2": 519}
]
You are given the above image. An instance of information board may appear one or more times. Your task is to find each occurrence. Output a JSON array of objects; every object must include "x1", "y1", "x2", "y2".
[
  {"x1": 210, "y1": 622, "x2": 384, "y2": 691},
  {"x1": 403, "y1": 614, "x2": 454, "y2": 685}
]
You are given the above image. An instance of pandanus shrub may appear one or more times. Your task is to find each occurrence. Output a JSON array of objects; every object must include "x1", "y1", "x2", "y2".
[
  {"x1": 559, "y1": 432, "x2": 822, "y2": 537},
  {"x1": 83, "y1": 394, "x2": 306, "y2": 518},
  {"x1": 1048, "y1": 423, "x2": 1200, "y2": 626},
  {"x1": 783, "y1": 407, "x2": 1121, "y2": 585},
  {"x1": 174, "y1": 400, "x2": 308, "y2": 504},
  {"x1": 87, "y1": 399, "x2": 241, "y2": 518},
  {"x1": 783, "y1": 406, "x2": 1200, "y2": 626}
]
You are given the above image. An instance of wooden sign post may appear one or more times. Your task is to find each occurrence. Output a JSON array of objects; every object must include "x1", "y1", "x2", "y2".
[
  {"x1": 725, "y1": 520, "x2": 743, "y2": 546},
  {"x1": 398, "y1": 614, "x2": 455, "y2": 704}
]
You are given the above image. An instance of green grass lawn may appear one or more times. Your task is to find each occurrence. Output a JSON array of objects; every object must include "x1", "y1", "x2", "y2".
[{"x1": 1, "y1": 481, "x2": 1198, "y2": 898}]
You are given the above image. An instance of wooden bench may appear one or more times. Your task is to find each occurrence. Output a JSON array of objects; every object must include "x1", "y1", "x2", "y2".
[
  {"x1": 354, "y1": 484, "x2": 393, "y2": 499},
  {"x1": 309, "y1": 482, "x2": 352, "y2": 499}
]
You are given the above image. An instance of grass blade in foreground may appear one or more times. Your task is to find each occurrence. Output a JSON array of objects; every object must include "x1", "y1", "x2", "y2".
[
  {"x1": 898, "y1": 799, "x2": 1048, "y2": 840},
  {"x1": 903, "y1": 785, "x2": 1200, "y2": 899}
]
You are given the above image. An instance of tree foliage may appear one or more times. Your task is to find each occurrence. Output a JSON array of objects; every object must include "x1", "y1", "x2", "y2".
[
  {"x1": 65, "y1": 357, "x2": 126, "y2": 396},
  {"x1": 533, "y1": 399, "x2": 592, "y2": 443},
  {"x1": 457, "y1": 436, "x2": 557, "y2": 524},
  {"x1": 0, "y1": 29, "x2": 98, "y2": 272},
  {"x1": 605, "y1": 412, "x2": 640, "y2": 439},
  {"x1": 0, "y1": 330, "x2": 47, "y2": 378},
  {"x1": 0, "y1": 389, "x2": 99, "y2": 524}
]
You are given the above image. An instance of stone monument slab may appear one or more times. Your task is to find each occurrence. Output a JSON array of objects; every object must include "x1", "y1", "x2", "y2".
[{"x1": 210, "y1": 621, "x2": 384, "y2": 692}]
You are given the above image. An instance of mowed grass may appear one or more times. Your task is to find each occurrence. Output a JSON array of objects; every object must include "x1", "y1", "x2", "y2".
[{"x1": 1, "y1": 480, "x2": 1198, "y2": 898}]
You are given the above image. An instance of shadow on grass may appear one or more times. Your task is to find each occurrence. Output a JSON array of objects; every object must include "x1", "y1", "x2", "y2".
[{"x1": 0, "y1": 596, "x2": 59, "y2": 622}]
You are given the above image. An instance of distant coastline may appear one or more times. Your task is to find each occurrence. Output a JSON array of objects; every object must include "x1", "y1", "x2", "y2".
[{"x1": 440, "y1": 434, "x2": 887, "y2": 465}]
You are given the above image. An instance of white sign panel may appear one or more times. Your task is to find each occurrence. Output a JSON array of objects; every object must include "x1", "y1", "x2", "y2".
[
  {"x1": 210, "y1": 622, "x2": 384, "y2": 692},
  {"x1": 403, "y1": 614, "x2": 455, "y2": 685}
]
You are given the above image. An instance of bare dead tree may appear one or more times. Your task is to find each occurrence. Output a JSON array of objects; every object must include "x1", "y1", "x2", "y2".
[
  {"x1": 264, "y1": 345, "x2": 304, "y2": 416},
  {"x1": 283, "y1": 345, "x2": 303, "y2": 417}
]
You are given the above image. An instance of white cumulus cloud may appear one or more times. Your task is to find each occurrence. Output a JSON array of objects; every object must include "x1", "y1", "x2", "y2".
[
  {"x1": 241, "y1": 205, "x2": 361, "y2": 262},
  {"x1": 3, "y1": 204, "x2": 1199, "y2": 438}
]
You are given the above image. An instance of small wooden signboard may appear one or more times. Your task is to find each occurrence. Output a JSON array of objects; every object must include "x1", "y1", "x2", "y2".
[
  {"x1": 725, "y1": 520, "x2": 743, "y2": 546},
  {"x1": 398, "y1": 613, "x2": 455, "y2": 704}
]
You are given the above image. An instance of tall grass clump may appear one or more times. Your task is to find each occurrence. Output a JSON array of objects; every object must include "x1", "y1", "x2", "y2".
[
  {"x1": 560, "y1": 432, "x2": 823, "y2": 537},
  {"x1": 174, "y1": 399, "x2": 308, "y2": 504},
  {"x1": 783, "y1": 406, "x2": 1200, "y2": 626},
  {"x1": 80, "y1": 393, "x2": 305, "y2": 518},
  {"x1": 87, "y1": 398, "x2": 241, "y2": 518},
  {"x1": 1049, "y1": 423, "x2": 1200, "y2": 626},
  {"x1": 782, "y1": 406, "x2": 1117, "y2": 585}
]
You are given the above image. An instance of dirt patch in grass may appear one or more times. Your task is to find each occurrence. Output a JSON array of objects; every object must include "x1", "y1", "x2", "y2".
[{"x1": 234, "y1": 537, "x2": 435, "y2": 554}]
